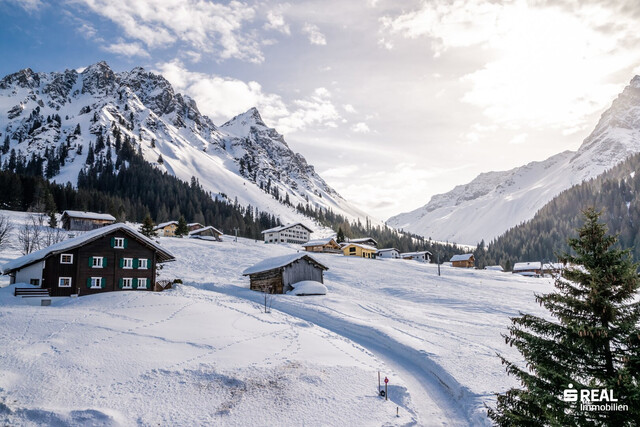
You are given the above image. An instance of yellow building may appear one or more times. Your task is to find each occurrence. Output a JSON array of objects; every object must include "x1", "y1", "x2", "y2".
[
  {"x1": 342, "y1": 243, "x2": 377, "y2": 259},
  {"x1": 153, "y1": 221, "x2": 179, "y2": 237}
]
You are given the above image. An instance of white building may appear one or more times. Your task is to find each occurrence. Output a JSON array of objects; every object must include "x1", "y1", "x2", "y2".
[
  {"x1": 376, "y1": 248, "x2": 400, "y2": 259},
  {"x1": 400, "y1": 251, "x2": 432, "y2": 263},
  {"x1": 261, "y1": 223, "x2": 313, "y2": 244}
]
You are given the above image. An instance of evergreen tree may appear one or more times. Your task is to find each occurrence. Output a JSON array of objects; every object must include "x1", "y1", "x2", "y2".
[
  {"x1": 139, "y1": 214, "x2": 156, "y2": 238},
  {"x1": 2, "y1": 135, "x2": 9, "y2": 154},
  {"x1": 48, "y1": 211, "x2": 58, "y2": 228},
  {"x1": 175, "y1": 215, "x2": 189, "y2": 237},
  {"x1": 74, "y1": 123, "x2": 81, "y2": 135},
  {"x1": 336, "y1": 227, "x2": 345, "y2": 243},
  {"x1": 488, "y1": 208, "x2": 640, "y2": 425}
]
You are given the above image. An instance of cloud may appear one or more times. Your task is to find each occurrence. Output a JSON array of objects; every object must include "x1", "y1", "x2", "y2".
[
  {"x1": 351, "y1": 122, "x2": 370, "y2": 133},
  {"x1": 102, "y1": 41, "x2": 150, "y2": 58},
  {"x1": 155, "y1": 60, "x2": 342, "y2": 135},
  {"x1": 73, "y1": 0, "x2": 263, "y2": 63},
  {"x1": 10, "y1": 0, "x2": 43, "y2": 12},
  {"x1": 302, "y1": 23, "x2": 327, "y2": 45},
  {"x1": 264, "y1": 10, "x2": 290, "y2": 35},
  {"x1": 343, "y1": 104, "x2": 356, "y2": 113},
  {"x1": 381, "y1": 0, "x2": 640, "y2": 133}
]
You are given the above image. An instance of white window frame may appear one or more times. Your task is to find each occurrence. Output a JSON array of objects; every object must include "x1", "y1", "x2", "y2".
[
  {"x1": 90, "y1": 277, "x2": 102, "y2": 289},
  {"x1": 123, "y1": 258, "x2": 133, "y2": 269},
  {"x1": 137, "y1": 278, "x2": 147, "y2": 289},
  {"x1": 92, "y1": 256, "x2": 104, "y2": 268},
  {"x1": 60, "y1": 254, "x2": 73, "y2": 264},
  {"x1": 59, "y1": 277, "x2": 72, "y2": 287},
  {"x1": 122, "y1": 278, "x2": 133, "y2": 289},
  {"x1": 138, "y1": 258, "x2": 148, "y2": 269},
  {"x1": 114, "y1": 237, "x2": 125, "y2": 249}
]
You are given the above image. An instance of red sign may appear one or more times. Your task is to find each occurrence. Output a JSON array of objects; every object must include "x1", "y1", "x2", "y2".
[{"x1": 384, "y1": 377, "x2": 389, "y2": 384}]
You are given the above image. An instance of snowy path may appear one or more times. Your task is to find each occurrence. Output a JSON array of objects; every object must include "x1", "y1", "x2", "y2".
[{"x1": 202, "y1": 285, "x2": 479, "y2": 426}]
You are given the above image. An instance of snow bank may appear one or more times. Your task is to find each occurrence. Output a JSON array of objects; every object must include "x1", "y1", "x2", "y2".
[{"x1": 287, "y1": 280, "x2": 328, "y2": 296}]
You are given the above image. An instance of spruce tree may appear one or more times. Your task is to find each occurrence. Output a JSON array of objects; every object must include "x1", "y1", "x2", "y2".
[
  {"x1": 139, "y1": 214, "x2": 156, "y2": 238},
  {"x1": 336, "y1": 227, "x2": 345, "y2": 243},
  {"x1": 175, "y1": 215, "x2": 189, "y2": 237},
  {"x1": 488, "y1": 208, "x2": 640, "y2": 425}
]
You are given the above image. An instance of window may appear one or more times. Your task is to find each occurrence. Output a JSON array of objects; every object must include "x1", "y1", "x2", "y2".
[
  {"x1": 137, "y1": 278, "x2": 147, "y2": 289},
  {"x1": 60, "y1": 254, "x2": 73, "y2": 264},
  {"x1": 30, "y1": 279, "x2": 40, "y2": 286},
  {"x1": 91, "y1": 256, "x2": 104, "y2": 268},
  {"x1": 113, "y1": 237, "x2": 125, "y2": 248},
  {"x1": 349, "y1": 247, "x2": 356, "y2": 253},
  {"x1": 121, "y1": 278, "x2": 133, "y2": 289},
  {"x1": 138, "y1": 259, "x2": 148, "y2": 269},
  {"x1": 90, "y1": 277, "x2": 102, "y2": 289},
  {"x1": 59, "y1": 277, "x2": 72, "y2": 287},
  {"x1": 122, "y1": 258, "x2": 133, "y2": 269}
]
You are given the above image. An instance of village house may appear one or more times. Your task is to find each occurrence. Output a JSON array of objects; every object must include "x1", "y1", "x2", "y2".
[
  {"x1": 153, "y1": 221, "x2": 179, "y2": 237},
  {"x1": 542, "y1": 262, "x2": 565, "y2": 276},
  {"x1": 400, "y1": 251, "x2": 432, "y2": 263},
  {"x1": 450, "y1": 253, "x2": 475, "y2": 268},
  {"x1": 376, "y1": 248, "x2": 400, "y2": 259},
  {"x1": 1, "y1": 223, "x2": 175, "y2": 297},
  {"x1": 513, "y1": 262, "x2": 542, "y2": 277},
  {"x1": 262, "y1": 223, "x2": 313, "y2": 244},
  {"x1": 188, "y1": 226, "x2": 223, "y2": 241},
  {"x1": 342, "y1": 243, "x2": 377, "y2": 259},
  {"x1": 61, "y1": 210, "x2": 116, "y2": 231},
  {"x1": 188, "y1": 223, "x2": 204, "y2": 232},
  {"x1": 242, "y1": 253, "x2": 328, "y2": 294},
  {"x1": 346, "y1": 237, "x2": 378, "y2": 248},
  {"x1": 302, "y1": 237, "x2": 341, "y2": 253}
]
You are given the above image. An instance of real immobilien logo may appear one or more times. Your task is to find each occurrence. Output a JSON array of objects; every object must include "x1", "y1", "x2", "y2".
[{"x1": 561, "y1": 384, "x2": 629, "y2": 412}]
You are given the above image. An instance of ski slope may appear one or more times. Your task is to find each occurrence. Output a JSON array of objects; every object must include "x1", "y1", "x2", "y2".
[{"x1": 0, "y1": 211, "x2": 554, "y2": 425}]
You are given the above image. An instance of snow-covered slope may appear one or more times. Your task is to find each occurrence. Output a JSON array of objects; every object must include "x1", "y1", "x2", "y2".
[
  {"x1": 0, "y1": 62, "x2": 374, "y2": 228},
  {"x1": 388, "y1": 76, "x2": 640, "y2": 245}
]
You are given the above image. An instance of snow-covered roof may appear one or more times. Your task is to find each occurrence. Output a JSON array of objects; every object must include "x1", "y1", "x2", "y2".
[
  {"x1": 62, "y1": 210, "x2": 116, "y2": 221},
  {"x1": 261, "y1": 223, "x2": 314, "y2": 234},
  {"x1": 347, "y1": 237, "x2": 378, "y2": 245},
  {"x1": 342, "y1": 243, "x2": 377, "y2": 251},
  {"x1": 189, "y1": 226, "x2": 222, "y2": 236},
  {"x1": 286, "y1": 280, "x2": 328, "y2": 296},
  {"x1": 243, "y1": 253, "x2": 328, "y2": 275},
  {"x1": 513, "y1": 262, "x2": 542, "y2": 271},
  {"x1": 2, "y1": 223, "x2": 175, "y2": 274},
  {"x1": 401, "y1": 251, "x2": 432, "y2": 257},
  {"x1": 188, "y1": 223, "x2": 203, "y2": 227},
  {"x1": 542, "y1": 263, "x2": 564, "y2": 270},
  {"x1": 376, "y1": 248, "x2": 399, "y2": 253},
  {"x1": 484, "y1": 265, "x2": 504, "y2": 271},
  {"x1": 302, "y1": 238, "x2": 337, "y2": 247},
  {"x1": 154, "y1": 221, "x2": 178, "y2": 230},
  {"x1": 450, "y1": 253, "x2": 474, "y2": 262}
]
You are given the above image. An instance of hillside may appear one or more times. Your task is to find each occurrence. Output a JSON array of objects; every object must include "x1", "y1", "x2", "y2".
[
  {"x1": 0, "y1": 210, "x2": 552, "y2": 426},
  {"x1": 387, "y1": 76, "x2": 640, "y2": 245},
  {"x1": 0, "y1": 62, "x2": 374, "y2": 228}
]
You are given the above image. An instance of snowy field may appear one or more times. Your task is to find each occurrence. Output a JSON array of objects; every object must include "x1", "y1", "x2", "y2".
[{"x1": 0, "y1": 210, "x2": 554, "y2": 426}]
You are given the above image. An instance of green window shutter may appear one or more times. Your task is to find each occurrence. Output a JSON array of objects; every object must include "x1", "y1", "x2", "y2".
[
  {"x1": 86, "y1": 278, "x2": 91, "y2": 288},
  {"x1": 123, "y1": 238, "x2": 128, "y2": 248},
  {"x1": 101, "y1": 278, "x2": 106, "y2": 288},
  {"x1": 132, "y1": 278, "x2": 138, "y2": 289},
  {"x1": 103, "y1": 257, "x2": 107, "y2": 267},
  {"x1": 88, "y1": 256, "x2": 93, "y2": 267},
  {"x1": 133, "y1": 258, "x2": 139, "y2": 269},
  {"x1": 110, "y1": 237, "x2": 115, "y2": 248},
  {"x1": 119, "y1": 258, "x2": 124, "y2": 268},
  {"x1": 118, "y1": 278, "x2": 123, "y2": 289}
]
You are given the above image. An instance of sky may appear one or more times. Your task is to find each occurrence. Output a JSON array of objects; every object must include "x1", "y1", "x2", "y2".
[{"x1": 1, "y1": 0, "x2": 640, "y2": 221}]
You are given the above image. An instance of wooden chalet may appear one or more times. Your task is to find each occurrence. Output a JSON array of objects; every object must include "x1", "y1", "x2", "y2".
[
  {"x1": 400, "y1": 250, "x2": 432, "y2": 263},
  {"x1": 189, "y1": 226, "x2": 223, "y2": 241},
  {"x1": 513, "y1": 262, "x2": 542, "y2": 277},
  {"x1": 450, "y1": 253, "x2": 475, "y2": 268},
  {"x1": 242, "y1": 253, "x2": 328, "y2": 294},
  {"x1": 153, "y1": 221, "x2": 179, "y2": 237},
  {"x1": 342, "y1": 243, "x2": 377, "y2": 259},
  {"x1": 302, "y1": 237, "x2": 341, "y2": 253},
  {"x1": 1, "y1": 224, "x2": 175, "y2": 297},
  {"x1": 188, "y1": 223, "x2": 204, "y2": 232},
  {"x1": 346, "y1": 237, "x2": 378, "y2": 248},
  {"x1": 61, "y1": 210, "x2": 116, "y2": 231}
]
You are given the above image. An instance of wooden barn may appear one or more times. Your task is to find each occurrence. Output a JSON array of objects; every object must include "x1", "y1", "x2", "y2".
[
  {"x1": 1, "y1": 224, "x2": 175, "y2": 297},
  {"x1": 242, "y1": 253, "x2": 328, "y2": 294},
  {"x1": 189, "y1": 226, "x2": 223, "y2": 241},
  {"x1": 188, "y1": 223, "x2": 204, "y2": 232},
  {"x1": 450, "y1": 253, "x2": 475, "y2": 268},
  {"x1": 342, "y1": 243, "x2": 377, "y2": 259},
  {"x1": 61, "y1": 210, "x2": 116, "y2": 231},
  {"x1": 513, "y1": 262, "x2": 542, "y2": 277},
  {"x1": 302, "y1": 237, "x2": 341, "y2": 253},
  {"x1": 153, "y1": 221, "x2": 179, "y2": 237}
]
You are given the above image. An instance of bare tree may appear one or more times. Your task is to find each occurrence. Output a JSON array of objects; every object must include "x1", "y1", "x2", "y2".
[
  {"x1": 0, "y1": 215, "x2": 13, "y2": 250},
  {"x1": 42, "y1": 225, "x2": 66, "y2": 247},
  {"x1": 17, "y1": 214, "x2": 46, "y2": 255},
  {"x1": 255, "y1": 283, "x2": 275, "y2": 313}
]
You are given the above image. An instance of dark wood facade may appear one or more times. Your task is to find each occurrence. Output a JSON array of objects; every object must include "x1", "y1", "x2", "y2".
[
  {"x1": 61, "y1": 212, "x2": 115, "y2": 231},
  {"x1": 42, "y1": 230, "x2": 159, "y2": 296}
]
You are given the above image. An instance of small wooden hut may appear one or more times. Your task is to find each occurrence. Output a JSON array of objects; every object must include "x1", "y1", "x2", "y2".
[{"x1": 242, "y1": 253, "x2": 328, "y2": 294}]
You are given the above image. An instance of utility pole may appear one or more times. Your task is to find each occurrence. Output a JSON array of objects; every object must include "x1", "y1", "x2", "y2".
[
  {"x1": 233, "y1": 227, "x2": 239, "y2": 242},
  {"x1": 437, "y1": 253, "x2": 441, "y2": 276}
]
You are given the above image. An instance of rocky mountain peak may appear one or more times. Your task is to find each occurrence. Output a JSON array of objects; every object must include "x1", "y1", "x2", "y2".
[
  {"x1": 0, "y1": 67, "x2": 40, "y2": 90},
  {"x1": 81, "y1": 61, "x2": 117, "y2": 95}
]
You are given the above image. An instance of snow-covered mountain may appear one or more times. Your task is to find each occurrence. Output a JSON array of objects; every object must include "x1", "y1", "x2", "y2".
[
  {"x1": 0, "y1": 61, "x2": 374, "y2": 229},
  {"x1": 388, "y1": 76, "x2": 640, "y2": 245}
]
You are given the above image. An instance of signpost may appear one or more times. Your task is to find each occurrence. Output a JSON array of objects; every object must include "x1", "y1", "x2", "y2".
[{"x1": 384, "y1": 376, "x2": 388, "y2": 401}]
